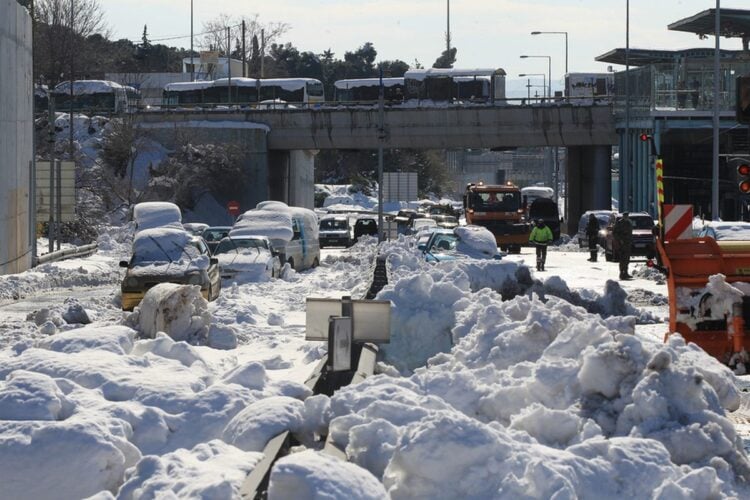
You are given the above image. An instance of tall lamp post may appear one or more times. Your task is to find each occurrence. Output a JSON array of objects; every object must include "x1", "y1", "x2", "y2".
[
  {"x1": 530, "y1": 31, "x2": 568, "y2": 75},
  {"x1": 520, "y1": 55, "x2": 552, "y2": 98},
  {"x1": 518, "y1": 73, "x2": 546, "y2": 100},
  {"x1": 190, "y1": 0, "x2": 194, "y2": 81}
]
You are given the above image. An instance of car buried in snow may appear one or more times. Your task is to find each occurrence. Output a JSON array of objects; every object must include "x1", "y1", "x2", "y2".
[
  {"x1": 318, "y1": 214, "x2": 353, "y2": 248},
  {"x1": 213, "y1": 235, "x2": 281, "y2": 280},
  {"x1": 422, "y1": 225, "x2": 503, "y2": 262},
  {"x1": 119, "y1": 227, "x2": 221, "y2": 311}
]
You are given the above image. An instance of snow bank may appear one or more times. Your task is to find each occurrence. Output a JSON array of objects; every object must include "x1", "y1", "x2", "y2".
[
  {"x1": 136, "y1": 283, "x2": 212, "y2": 343},
  {"x1": 269, "y1": 450, "x2": 388, "y2": 500},
  {"x1": 117, "y1": 440, "x2": 263, "y2": 500},
  {"x1": 323, "y1": 292, "x2": 748, "y2": 497}
]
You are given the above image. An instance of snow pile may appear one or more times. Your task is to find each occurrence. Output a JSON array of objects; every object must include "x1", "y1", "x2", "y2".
[
  {"x1": 269, "y1": 450, "x2": 387, "y2": 500},
  {"x1": 320, "y1": 293, "x2": 748, "y2": 498},
  {"x1": 0, "y1": 324, "x2": 316, "y2": 499},
  {"x1": 135, "y1": 283, "x2": 212, "y2": 343},
  {"x1": 455, "y1": 224, "x2": 500, "y2": 258}
]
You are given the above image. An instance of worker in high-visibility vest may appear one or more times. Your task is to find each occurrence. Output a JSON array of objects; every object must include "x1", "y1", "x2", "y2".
[{"x1": 529, "y1": 218, "x2": 553, "y2": 271}]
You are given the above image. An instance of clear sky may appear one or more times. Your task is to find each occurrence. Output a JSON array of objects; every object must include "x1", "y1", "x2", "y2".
[{"x1": 101, "y1": 0, "x2": 748, "y2": 82}]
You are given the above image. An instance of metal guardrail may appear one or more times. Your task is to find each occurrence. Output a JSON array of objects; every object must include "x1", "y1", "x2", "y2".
[
  {"x1": 240, "y1": 256, "x2": 387, "y2": 498},
  {"x1": 34, "y1": 242, "x2": 98, "y2": 266}
]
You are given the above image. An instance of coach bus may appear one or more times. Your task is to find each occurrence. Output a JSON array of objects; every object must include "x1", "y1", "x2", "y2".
[
  {"x1": 403, "y1": 68, "x2": 506, "y2": 104},
  {"x1": 163, "y1": 77, "x2": 325, "y2": 108},
  {"x1": 52, "y1": 80, "x2": 129, "y2": 113},
  {"x1": 333, "y1": 78, "x2": 405, "y2": 104}
]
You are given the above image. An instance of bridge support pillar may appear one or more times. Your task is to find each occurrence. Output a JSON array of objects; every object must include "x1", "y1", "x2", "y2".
[
  {"x1": 268, "y1": 149, "x2": 316, "y2": 209},
  {"x1": 566, "y1": 145, "x2": 611, "y2": 236}
]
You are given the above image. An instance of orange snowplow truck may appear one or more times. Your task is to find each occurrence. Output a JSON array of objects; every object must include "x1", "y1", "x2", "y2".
[
  {"x1": 463, "y1": 182, "x2": 530, "y2": 253},
  {"x1": 657, "y1": 236, "x2": 750, "y2": 367}
]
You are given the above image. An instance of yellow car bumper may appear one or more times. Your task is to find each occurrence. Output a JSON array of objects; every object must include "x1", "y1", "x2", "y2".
[{"x1": 121, "y1": 291, "x2": 146, "y2": 311}]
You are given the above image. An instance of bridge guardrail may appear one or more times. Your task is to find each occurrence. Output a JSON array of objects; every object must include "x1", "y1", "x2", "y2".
[{"x1": 34, "y1": 243, "x2": 98, "y2": 266}]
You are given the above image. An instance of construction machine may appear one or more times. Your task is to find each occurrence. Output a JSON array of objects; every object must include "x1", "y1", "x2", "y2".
[{"x1": 657, "y1": 236, "x2": 750, "y2": 371}]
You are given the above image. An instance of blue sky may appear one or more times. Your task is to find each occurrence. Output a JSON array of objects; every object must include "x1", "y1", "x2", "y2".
[{"x1": 101, "y1": 0, "x2": 747, "y2": 82}]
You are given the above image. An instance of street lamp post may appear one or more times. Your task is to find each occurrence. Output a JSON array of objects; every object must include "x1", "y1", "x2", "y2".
[
  {"x1": 190, "y1": 0, "x2": 194, "y2": 82},
  {"x1": 520, "y1": 55, "x2": 552, "y2": 98},
  {"x1": 531, "y1": 31, "x2": 568, "y2": 76},
  {"x1": 518, "y1": 73, "x2": 546, "y2": 101}
]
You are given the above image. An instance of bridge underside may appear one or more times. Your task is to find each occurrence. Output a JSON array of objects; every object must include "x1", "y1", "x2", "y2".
[{"x1": 137, "y1": 106, "x2": 616, "y2": 226}]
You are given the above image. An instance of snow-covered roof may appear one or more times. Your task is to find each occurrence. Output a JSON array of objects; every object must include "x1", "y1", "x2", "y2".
[
  {"x1": 455, "y1": 225, "x2": 500, "y2": 257},
  {"x1": 53, "y1": 80, "x2": 125, "y2": 95},
  {"x1": 334, "y1": 78, "x2": 404, "y2": 89},
  {"x1": 703, "y1": 221, "x2": 750, "y2": 240},
  {"x1": 164, "y1": 81, "x2": 213, "y2": 92},
  {"x1": 259, "y1": 78, "x2": 321, "y2": 91},
  {"x1": 131, "y1": 227, "x2": 201, "y2": 266},
  {"x1": 231, "y1": 205, "x2": 294, "y2": 242},
  {"x1": 404, "y1": 68, "x2": 505, "y2": 81},
  {"x1": 133, "y1": 202, "x2": 182, "y2": 232},
  {"x1": 211, "y1": 77, "x2": 259, "y2": 88}
]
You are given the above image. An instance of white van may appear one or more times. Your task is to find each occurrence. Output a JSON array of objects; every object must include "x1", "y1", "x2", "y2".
[{"x1": 232, "y1": 201, "x2": 320, "y2": 271}]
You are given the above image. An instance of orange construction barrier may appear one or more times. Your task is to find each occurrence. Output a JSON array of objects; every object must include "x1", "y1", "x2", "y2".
[{"x1": 657, "y1": 236, "x2": 750, "y2": 364}]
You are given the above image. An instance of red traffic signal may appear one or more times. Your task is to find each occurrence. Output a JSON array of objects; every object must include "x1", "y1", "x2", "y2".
[
  {"x1": 738, "y1": 163, "x2": 750, "y2": 176},
  {"x1": 639, "y1": 133, "x2": 651, "y2": 141},
  {"x1": 740, "y1": 180, "x2": 750, "y2": 194}
]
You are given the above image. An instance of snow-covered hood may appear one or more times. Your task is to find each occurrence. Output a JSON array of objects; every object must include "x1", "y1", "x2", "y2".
[
  {"x1": 128, "y1": 257, "x2": 210, "y2": 278},
  {"x1": 217, "y1": 248, "x2": 272, "y2": 271}
]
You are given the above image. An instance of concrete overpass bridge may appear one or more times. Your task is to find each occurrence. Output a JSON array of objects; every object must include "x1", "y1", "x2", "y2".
[{"x1": 135, "y1": 104, "x2": 617, "y2": 232}]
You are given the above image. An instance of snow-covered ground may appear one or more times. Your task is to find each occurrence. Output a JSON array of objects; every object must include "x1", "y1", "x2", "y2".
[{"x1": 1, "y1": 229, "x2": 749, "y2": 499}]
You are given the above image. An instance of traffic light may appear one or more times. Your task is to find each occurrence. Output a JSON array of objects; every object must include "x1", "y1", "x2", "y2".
[
  {"x1": 736, "y1": 75, "x2": 750, "y2": 124},
  {"x1": 734, "y1": 157, "x2": 750, "y2": 193},
  {"x1": 639, "y1": 132, "x2": 657, "y2": 156}
]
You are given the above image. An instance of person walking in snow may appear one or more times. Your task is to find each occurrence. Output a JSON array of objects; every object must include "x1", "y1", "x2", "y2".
[
  {"x1": 585, "y1": 213, "x2": 600, "y2": 262},
  {"x1": 613, "y1": 212, "x2": 633, "y2": 280},
  {"x1": 529, "y1": 218, "x2": 553, "y2": 271}
]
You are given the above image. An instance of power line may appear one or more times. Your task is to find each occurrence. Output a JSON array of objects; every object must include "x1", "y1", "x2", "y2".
[{"x1": 123, "y1": 23, "x2": 242, "y2": 44}]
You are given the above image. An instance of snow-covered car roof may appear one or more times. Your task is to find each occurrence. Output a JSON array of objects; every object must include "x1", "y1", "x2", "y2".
[
  {"x1": 53, "y1": 80, "x2": 125, "y2": 95},
  {"x1": 133, "y1": 202, "x2": 182, "y2": 232},
  {"x1": 454, "y1": 225, "x2": 500, "y2": 258},
  {"x1": 700, "y1": 221, "x2": 750, "y2": 240}
]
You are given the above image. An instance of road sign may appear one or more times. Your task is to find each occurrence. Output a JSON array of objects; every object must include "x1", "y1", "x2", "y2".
[
  {"x1": 663, "y1": 204, "x2": 693, "y2": 241},
  {"x1": 305, "y1": 297, "x2": 391, "y2": 343},
  {"x1": 227, "y1": 200, "x2": 241, "y2": 217},
  {"x1": 383, "y1": 172, "x2": 418, "y2": 203},
  {"x1": 36, "y1": 161, "x2": 75, "y2": 222}
]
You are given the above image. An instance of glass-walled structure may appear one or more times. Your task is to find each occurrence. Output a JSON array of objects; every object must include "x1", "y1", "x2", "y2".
[{"x1": 611, "y1": 49, "x2": 750, "y2": 117}]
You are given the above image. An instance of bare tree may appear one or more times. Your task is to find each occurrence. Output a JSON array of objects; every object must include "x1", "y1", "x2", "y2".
[
  {"x1": 34, "y1": 0, "x2": 110, "y2": 85},
  {"x1": 199, "y1": 13, "x2": 289, "y2": 61}
]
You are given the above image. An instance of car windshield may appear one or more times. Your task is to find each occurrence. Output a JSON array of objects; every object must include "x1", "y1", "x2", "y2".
[
  {"x1": 470, "y1": 191, "x2": 521, "y2": 212},
  {"x1": 133, "y1": 238, "x2": 201, "y2": 265},
  {"x1": 214, "y1": 238, "x2": 267, "y2": 255},
  {"x1": 320, "y1": 219, "x2": 348, "y2": 230},
  {"x1": 428, "y1": 234, "x2": 459, "y2": 252},
  {"x1": 202, "y1": 228, "x2": 229, "y2": 242},
  {"x1": 629, "y1": 216, "x2": 654, "y2": 230}
]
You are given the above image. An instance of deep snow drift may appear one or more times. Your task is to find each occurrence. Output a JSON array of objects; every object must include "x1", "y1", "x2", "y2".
[{"x1": 0, "y1": 228, "x2": 748, "y2": 498}]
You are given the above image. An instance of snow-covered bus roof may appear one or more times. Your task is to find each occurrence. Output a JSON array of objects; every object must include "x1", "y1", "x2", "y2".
[
  {"x1": 258, "y1": 78, "x2": 321, "y2": 91},
  {"x1": 211, "y1": 77, "x2": 259, "y2": 88},
  {"x1": 164, "y1": 81, "x2": 213, "y2": 92},
  {"x1": 404, "y1": 68, "x2": 506, "y2": 81},
  {"x1": 53, "y1": 80, "x2": 125, "y2": 95},
  {"x1": 334, "y1": 78, "x2": 404, "y2": 89}
]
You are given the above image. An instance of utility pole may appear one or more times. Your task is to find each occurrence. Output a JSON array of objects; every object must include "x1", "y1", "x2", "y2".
[
  {"x1": 68, "y1": 0, "x2": 74, "y2": 157},
  {"x1": 446, "y1": 0, "x2": 451, "y2": 53},
  {"x1": 226, "y1": 27, "x2": 231, "y2": 103},
  {"x1": 47, "y1": 96, "x2": 56, "y2": 254},
  {"x1": 712, "y1": 2, "x2": 721, "y2": 219},
  {"x1": 241, "y1": 20, "x2": 246, "y2": 78},
  {"x1": 378, "y1": 66, "x2": 385, "y2": 242},
  {"x1": 190, "y1": 0, "x2": 194, "y2": 81}
]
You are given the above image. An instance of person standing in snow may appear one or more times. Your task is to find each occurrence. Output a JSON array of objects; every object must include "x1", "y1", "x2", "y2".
[
  {"x1": 529, "y1": 218, "x2": 553, "y2": 271},
  {"x1": 613, "y1": 212, "x2": 633, "y2": 280},
  {"x1": 585, "y1": 213, "x2": 600, "y2": 262}
]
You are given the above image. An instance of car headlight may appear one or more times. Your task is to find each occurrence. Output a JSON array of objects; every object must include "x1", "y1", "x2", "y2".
[
  {"x1": 125, "y1": 277, "x2": 139, "y2": 288},
  {"x1": 187, "y1": 273, "x2": 203, "y2": 285}
]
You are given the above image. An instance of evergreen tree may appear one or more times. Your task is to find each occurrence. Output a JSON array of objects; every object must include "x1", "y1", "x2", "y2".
[{"x1": 433, "y1": 47, "x2": 457, "y2": 69}]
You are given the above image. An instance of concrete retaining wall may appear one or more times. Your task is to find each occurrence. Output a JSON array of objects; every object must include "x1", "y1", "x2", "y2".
[{"x1": 0, "y1": 0, "x2": 33, "y2": 275}]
